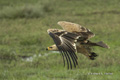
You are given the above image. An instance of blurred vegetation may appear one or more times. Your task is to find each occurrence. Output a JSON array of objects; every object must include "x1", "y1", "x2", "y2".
[
  {"x1": 0, "y1": 0, "x2": 120, "y2": 80},
  {"x1": 0, "y1": 0, "x2": 52, "y2": 18}
]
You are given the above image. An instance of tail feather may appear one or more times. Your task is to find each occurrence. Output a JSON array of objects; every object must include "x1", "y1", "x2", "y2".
[{"x1": 96, "y1": 41, "x2": 110, "y2": 49}]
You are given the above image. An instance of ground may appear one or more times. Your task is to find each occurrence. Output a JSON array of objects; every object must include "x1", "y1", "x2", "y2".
[{"x1": 0, "y1": 0, "x2": 120, "y2": 80}]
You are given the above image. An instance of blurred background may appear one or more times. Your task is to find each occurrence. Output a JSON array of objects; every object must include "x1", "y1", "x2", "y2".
[{"x1": 0, "y1": 0, "x2": 120, "y2": 80}]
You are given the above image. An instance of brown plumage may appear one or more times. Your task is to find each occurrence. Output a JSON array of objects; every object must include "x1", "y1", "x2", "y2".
[{"x1": 46, "y1": 21, "x2": 110, "y2": 69}]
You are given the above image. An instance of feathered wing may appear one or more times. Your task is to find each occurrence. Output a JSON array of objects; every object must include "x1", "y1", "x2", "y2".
[
  {"x1": 58, "y1": 21, "x2": 95, "y2": 40},
  {"x1": 47, "y1": 29, "x2": 79, "y2": 69}
]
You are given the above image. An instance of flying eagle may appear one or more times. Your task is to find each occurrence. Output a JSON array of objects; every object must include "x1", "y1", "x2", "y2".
[{"x1": 46, "y1": 21, "x2": 109, "y2": 69}]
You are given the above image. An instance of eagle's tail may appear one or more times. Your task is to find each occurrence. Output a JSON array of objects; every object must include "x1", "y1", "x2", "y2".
[
  {"x1": 87, "y1": 41, "x2": 110, "y2": 49},
  {"x1": 96, "y1": 41, "x2": 110, "y2": 49}
]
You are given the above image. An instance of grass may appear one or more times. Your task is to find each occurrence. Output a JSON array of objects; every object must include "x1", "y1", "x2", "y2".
[
  {"x1": 0, "y1": 0, "x2": 52, "y2": 19},
  {"x1": 0, "y1": 0, "x2": 120, "y2": 80}
]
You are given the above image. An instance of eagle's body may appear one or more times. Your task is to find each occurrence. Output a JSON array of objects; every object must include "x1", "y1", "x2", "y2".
[{"x1": 46, "y1": 21, "x2": 109, "y2": 69}]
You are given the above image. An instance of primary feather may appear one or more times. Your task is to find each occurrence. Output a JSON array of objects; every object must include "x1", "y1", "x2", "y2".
[{"x1": 47, "y1": 29, "x2": 78, "y2": 69}]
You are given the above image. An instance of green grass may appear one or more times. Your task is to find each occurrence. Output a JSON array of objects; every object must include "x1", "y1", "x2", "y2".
[{"x1": 0, "y1": 0, "x2": 120, "y2": 80}]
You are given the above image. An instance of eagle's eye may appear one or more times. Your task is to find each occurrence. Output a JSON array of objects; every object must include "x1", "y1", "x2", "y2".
[{"x1": 49, "y1": 47, "x2": 53, "y2": 48}]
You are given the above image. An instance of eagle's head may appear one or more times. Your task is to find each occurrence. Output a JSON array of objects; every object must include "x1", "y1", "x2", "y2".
[{"x1": 46, "y1": 44, "x2": 58, "y2": 51}]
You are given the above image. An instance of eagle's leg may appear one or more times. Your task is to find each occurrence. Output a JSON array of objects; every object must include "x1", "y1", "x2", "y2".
[
  {"x1": 77, "y1": 46, "x2": 91, "y2": 59},
  {"x1": 89, "y1": 52, "x2": 98, "y2": 60},
  {"x1": 77, "y1": 46, "x2": 98, "y2": 60}
]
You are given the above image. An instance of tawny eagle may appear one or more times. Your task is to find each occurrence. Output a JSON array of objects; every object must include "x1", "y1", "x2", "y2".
[{"x1": 46, "y1": 21, "x2": 109, "y2": 69}]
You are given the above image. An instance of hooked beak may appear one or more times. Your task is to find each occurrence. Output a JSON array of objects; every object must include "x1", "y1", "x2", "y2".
[
  {"x1": 46, "y1": 48, "x2": 48, "y2": 50},
  {"x1": 46, "y1": 47, "x2": 50, "y2": 50}
]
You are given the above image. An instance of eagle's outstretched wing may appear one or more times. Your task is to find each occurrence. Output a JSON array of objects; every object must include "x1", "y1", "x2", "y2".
[
  {"x1": 58, "y1": 21, "x2": 95, "y2": 40},
  {"x1": 47, "y1": 29, "x2": 80, "y2": 69}
]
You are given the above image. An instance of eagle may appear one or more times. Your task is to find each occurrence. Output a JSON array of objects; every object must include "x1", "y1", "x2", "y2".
[{"x1": 46, "y1": 21, "x2": 109, "y2": 69}]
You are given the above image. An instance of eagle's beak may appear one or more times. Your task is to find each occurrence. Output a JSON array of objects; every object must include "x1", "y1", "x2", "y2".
[
  {"x1": 46, "y1": 47, "x2": 50, "y2": 50},
  {"x1": 46, "y1": 48, "x2": 48, "y2": 50}
]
